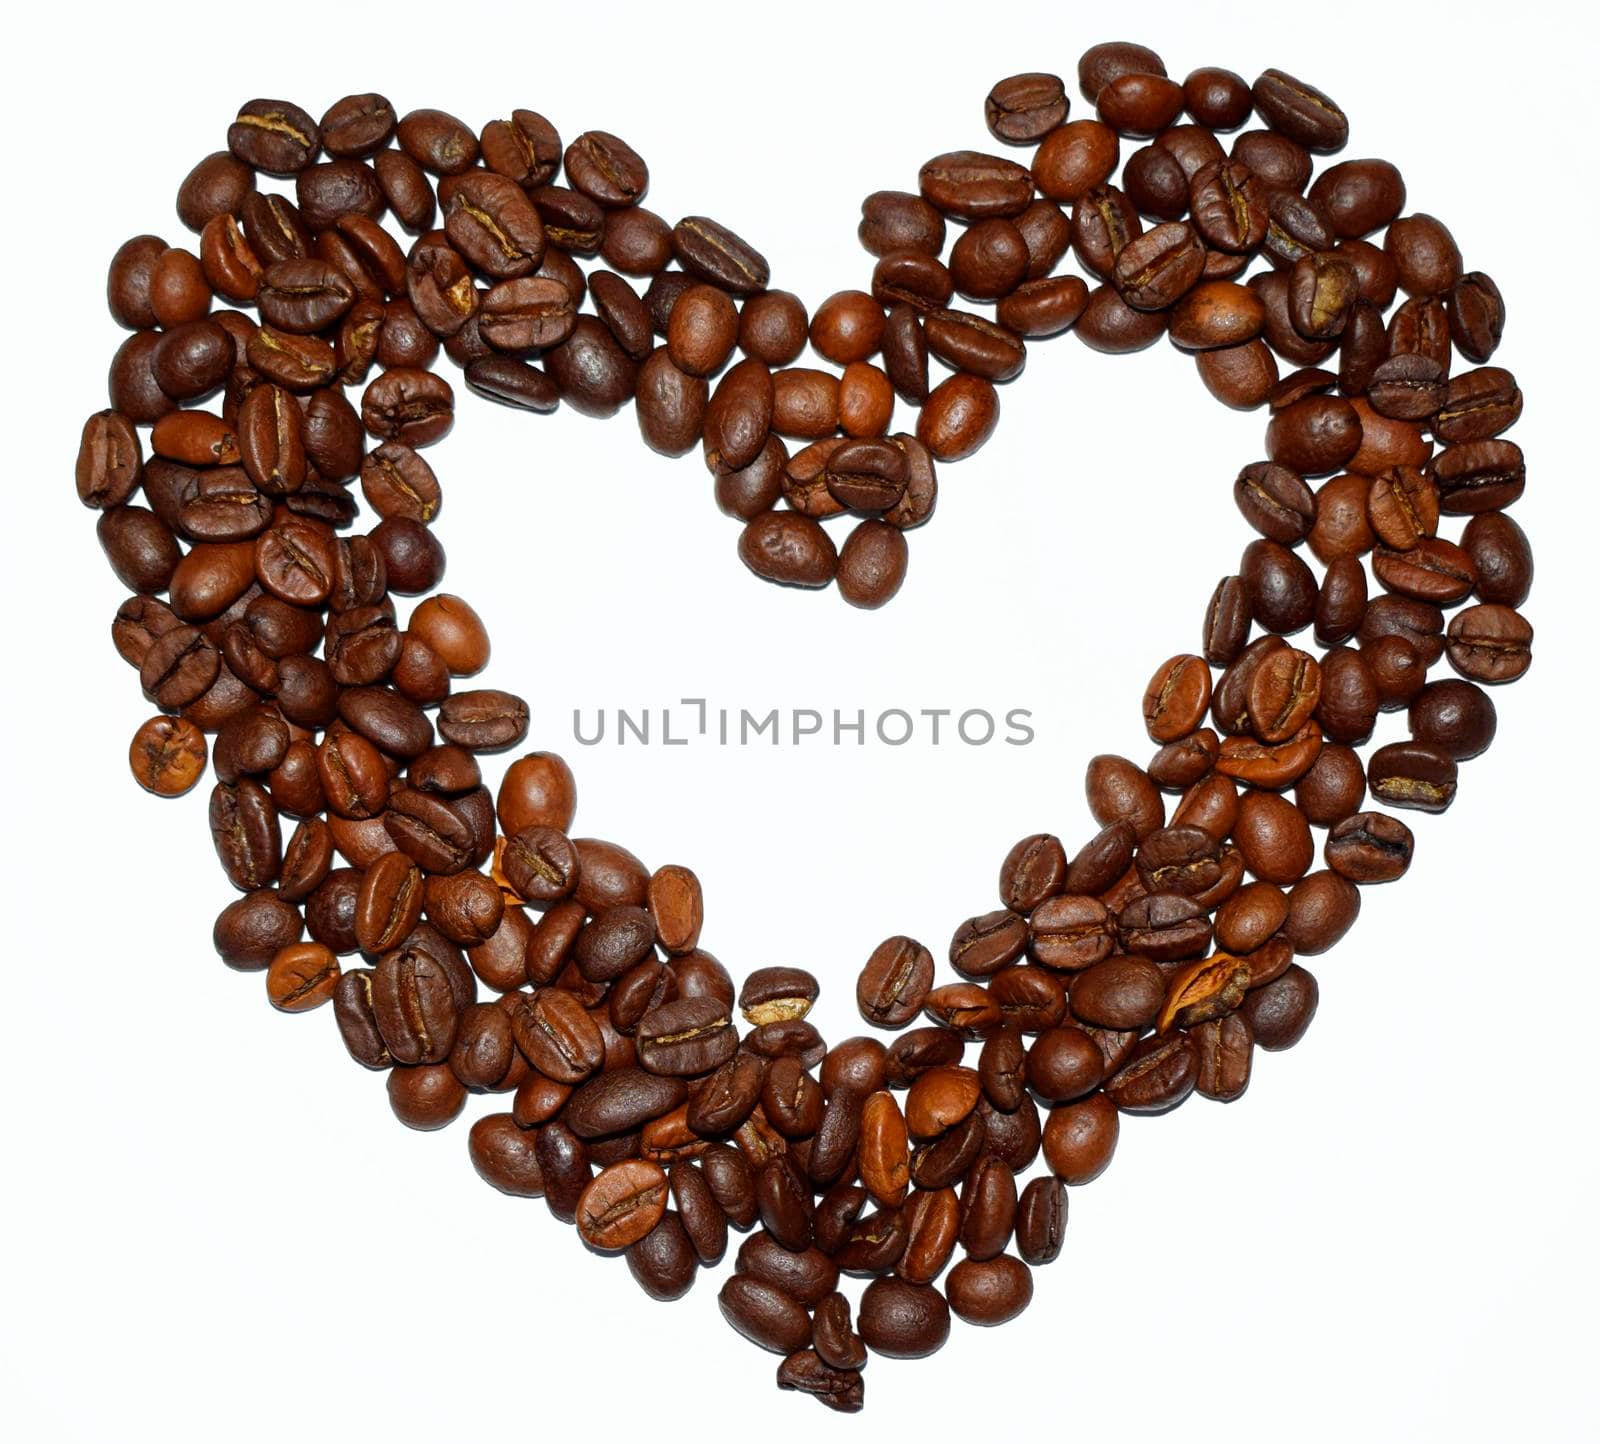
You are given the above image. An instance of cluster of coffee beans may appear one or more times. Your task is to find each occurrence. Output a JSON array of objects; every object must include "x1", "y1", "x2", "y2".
[{"x1": 79, "y1": 40, "x2": 1532, "y2": 1412}]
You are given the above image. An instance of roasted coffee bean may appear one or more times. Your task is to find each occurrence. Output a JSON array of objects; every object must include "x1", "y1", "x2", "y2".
[
  {"x1": 1041, "y1": 1091, "x2": 1119, "y2": 1183},
  {"x1": 213, "y1": 889, "x2": 302, "y2": 971},
  {"x1": 1193, "y1": 1013, "x2": 1254, "y2": 1101},
  {"x1": 1446, "y1": 604, "x2": 1533, "y2": 683},
  {"x1": 738, "y1": 512, "x2": 837, "y2": 588},
  {"x1": 738, "y1": 967, "x2": 819, "y2": 1027},
  {"x1": 209, "y1": 779, "x2": 281, "y2": 889},
  {"x1": 1234, "y1": 462, "x2": 1315, "y2": 544},
  {"x1": 1241, "y1": 965, "x2": 1319, "y2": 1050},
  {"x1": 673, "y1": 216, "x2": 770, "y2": 295},
  {"x1": 1023, "y1": 896, "x2": 1109, "y2": 972},
  {"x1": 810, "y1": 1292, "x2": 867, "y2": 1375},
  {"x1": 1071, "y1": 957, "x2": 1166, "y2": 1029},
  {"x1": 1448, "y1": 271, "x2": 1506, "y2": 362},
  {"x1": 1253, "y1": 68, "x2": 1348, "y2": 150},
  {"x1": 388, "y1": 1062, "x2": 468, "y2": 1129},
  {"x1": 987, "y1": 73, "x2": 1070, "y2": 143},
  {"x1": 946, "y1": 1255, "x2": 1033, "y2": 1327},
  {"x1": 919, "y1": 150, "x2": 1033, "y2": 219},
  {"x1": 1142, "y1": 654, "x2": 1213, "y2": 742},
  {"x1": 1123, "y1": 143, "x2": 1189, "y2": 219},
  {"x1": 1190, "y1": 159, "x2": 1266, "y2": 253},
  {"x1": 1434, "y1": 440, "x2": 1526, "y2": 515},
  {"x1": 1005, "y1": 1182, "x2": 1067, "y2": 1277},
  {"x1": 639, "y1": 997, "x2": 738, "y2": 1077},
  {"x1": 1113, "y1": 221, "x2": 1205, "y2": 309},
  {"x1": 978, "y1": 1025, "x2": 1028, "y2": 1112},
  {"x1": 129, "y1": 714, "x2": 208, "y2": 796},
  {"x1": 355, "y1": 852, "x2": 424, "y2": 954},
  {"x1": 1135, "y1": 825, "x2": 1222, "y2": 896},
  {"x1": 262, "y1": 939, "x2": 339, "y2": 1012},
  {"x1": 1409, "y1": 679, "x2": 1497, "y2": 760},
  {"x1": 948, "y1": 912, "x2": 1029, "y2": 980},
  {"x1": 1119, "y1": 893, "x2": 1214, "y2": 961},
  {"x1": 384, "y1": 787, "x2": 473, "y2": 874},
  {"x1": 1283, "y1": 869, "x2": 1361, "y2": 954},
  {"x1": 469, "y1": 1114, "x2": 544, "y2": 1198},
  {"x1": 857, "y1": 937, "x2": 935, "y2": 1028},
  {"x1": 858, "y1": 1278, "x2": 951, "y2": 1359},
  {"x1": 1104, "y1": 1032, "x2": 1199, "y2": 1113},
  {"x1": 1325, "y1": 811, "x2": 1415, "y2": 883},
  {"x1": 438, "y1": 689, "x2": 529, "y2": 751},
  {"x1": 370, "y1": 943, "x2": 458, "y2": 1065},
  {"x1": 535, "y1": 1121, "x2": 592, "y2": 1223},
  {"x1": 510, "y1": 987, "x2": 603, "y2": 1084},
  {"x1": 577, "y1": 1159, "x2": 668, "y2": 1252},
  {"x1": 1435, "y1": 367, "x2": 1522, "y2": 444},
  {"x1": 719, "y1": 1275, "x2": 812, "y2": 1355}
]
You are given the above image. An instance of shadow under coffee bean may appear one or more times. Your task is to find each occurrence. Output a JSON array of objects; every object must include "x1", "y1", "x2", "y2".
[{"x1": 79, "y1": 39, "x2": 1534, "y2": 1413}]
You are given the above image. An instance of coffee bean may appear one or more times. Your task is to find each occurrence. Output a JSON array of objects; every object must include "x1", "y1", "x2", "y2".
[
  {"x1": 639, "y1": 997, "x2": 737, "y2": 1077},
  {"x1": 1252, "y1": 68, "x2": 1348, "y2": 150},
  {"x1": 738, "y1": 512, "x2": 837, "y2": 588},
  {"x1": 1325, "y1": 812, "x2": 1415, "y2": 883},
  {"x1": 946, "y1": 1255, "x2": 1033, "y2": 1326},
  {"x1": 858, "y1": 1278, "x2": 951, "y2": 1359},
  {"x1": 438, "y1": 689, "x2": 529, "y2": 751},
  {"x1": 1241, "y1": 965, "x2": 1319, "y2": 1049},
  {"x1": 1448, "y1": 272, "x2": 1506, "y2": 362},
  {"x1": 469, "y1": 1113, "x2": 544, "y2": 1198},
  {"x1": 129, "y1": 715, "x2": 208, "y2": 796},
  {"x1": 575, "y1": 1159, "x2": 668, "y2": 1251},
  {"x1": 1409, "y1": 679, "x2": 1497, "y2": 760},
  {"x1": 673, "y1": 216, "x2": 769, "y2": 295},
  {"x1": 1446, "y1": 604, "x2": 1533, "y2": 683},
  {"x1": 987, "y1": 73, "x2": 1070, "y2": 143},
  {"x1": 265, "y1": 941, "x2": 340, "y2": 1012},
  {"x1": 719, "y1": 1275, "x2": 812, "y2": 1354},
  {"x1": 919, "y1": 150, "x2": 1033, "y2": 219}
]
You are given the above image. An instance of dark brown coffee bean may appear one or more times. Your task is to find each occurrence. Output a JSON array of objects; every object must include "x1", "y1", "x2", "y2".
[
  {"x1": 738, "y1": 512, "x2": 837, "y2": 589},
  {"x1": 987, "y1": 72, "x2": 1069, "y2": 143},
  {"x1": 858, "y1": 1278, "x2": 951, "y2": 1359},
  {"x1": 1410, "y1": 678, "x2": 1498, "y2": 759},
  {"x1": 1373, "y1": 536, "x2": 1477, "y2": 605},
  {"x1": 949, "y1": 911, "x2": 1029, "y2": 980},
  {"x1": 1368, "y1": 741, "x2": 1458, "y2": 813},
  {"x1": 511, "y1": 987, "x2": 604, "y2": 1084},
  {"x1": 1325, "y1": 812, "x2": 1415, "y2": 883},
  {"x1": 919, "y1": 150, "x2": 1033, "y2": 219},
  {"x1": 1194, "y1": 1013, "x2": 1254, "y2": 1101},
  {"x1": 673, "y1": 216, "x2": 770, "y2": 295},
  {"x1": 1118, "y1": 893, "x2": 1214, "y2": 962},
  {"x1": 1446, "y1": 604, "x2": 1533, "y2": 683},
  {"x1": 639, "y1": 997, "x2": 738, "y2": 1077},
  {"x1": 437, "y1": 690, "x2": 529, "y2": 752},
  {"x1": 1104, "y1": 1032, "x2": 1199, "y2": 1113},
  {"x1": 1413, "y1": 435, "x2": 1518, "y2": 517},
  {"x1": 469, "y1": 1113, "x2": 544, "y2": 1198},
  {"x1": 1234, "y1": 462, "x2": 1314, "y2": 544},
  {"x1": 1434, "y1": 367, "x2": 1522, "y2": 444},
  {"x1": 371, "y1": 942, "x2": 459, "y2": 1065},
  {"x1": 719, "y1": 1275, "x2": 812, "y2": 1355},
  {"x1": 1252, "y1": 68, "x2": 1348, "y2": 150},
  {"x1": 1448, "y1": 272, "x2": 1505, "y2": 363},
  {"x1": 1071, "y1": 958, "x2": 1165, "y2": 1030}
]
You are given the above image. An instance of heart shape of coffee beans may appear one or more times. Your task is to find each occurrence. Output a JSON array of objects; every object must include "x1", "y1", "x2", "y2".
[{"x1": 81, "y1": 40, "x2": 1533, "y2": 1413}]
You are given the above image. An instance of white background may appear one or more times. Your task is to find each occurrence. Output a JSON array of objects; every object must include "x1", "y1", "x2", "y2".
[{"x1": 3, "y1": 1, "x2": 1596, "y2": 1439}]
